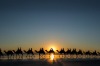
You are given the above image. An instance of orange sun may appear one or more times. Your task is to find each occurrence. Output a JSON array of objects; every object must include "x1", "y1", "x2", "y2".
[
  {"x1": 48, "y1": 46, "x2": 57, "y2": 51},
  {"x1": 51, "y1": 46, "x2": 56, "y2": 51},
  {"x1": 45, "y1": 42, "x2": 59, "y2": 51}
]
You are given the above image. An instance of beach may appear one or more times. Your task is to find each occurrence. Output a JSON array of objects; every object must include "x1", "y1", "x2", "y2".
[{"x1": 0, "y1": 57, "x2": 100, "y2": 66}]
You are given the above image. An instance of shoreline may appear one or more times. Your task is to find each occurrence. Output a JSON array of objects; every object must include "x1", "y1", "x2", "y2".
[{"x1": 0, "y1": 58, "x2": 100, "y2": 66}]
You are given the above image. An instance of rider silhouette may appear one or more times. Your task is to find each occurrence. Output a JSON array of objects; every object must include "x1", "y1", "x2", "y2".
[
  {"x1": 41, "y1": 48, "x2": 44, "y2": 51},
  {"x1": 50, "y1": 48, "x2": 53, "y2": 52}
]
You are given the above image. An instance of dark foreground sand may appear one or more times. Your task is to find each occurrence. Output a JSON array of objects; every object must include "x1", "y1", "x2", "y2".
[{"x1": 0, "y1": 59, "x2": 100, "y2": 66}]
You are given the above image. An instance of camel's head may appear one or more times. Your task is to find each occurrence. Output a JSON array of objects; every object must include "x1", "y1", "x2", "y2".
[
  {"x1": 4, "y1": 50, "x2": 6, "y2": 52},
  {"x1": 35, "y1": 50, "x2": 37, "y2": 52},
  {"x1": 56, "y1": 50, "x2": 58, "y2": 51},
  {"x1": 23, "y1": 50, "x2": 26, "y2": 52},
  {"x1": 12, "y1": 50, "x2": 15, "y2": 52}
]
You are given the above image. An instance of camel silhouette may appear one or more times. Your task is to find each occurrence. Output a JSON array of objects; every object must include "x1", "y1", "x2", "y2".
[
  {"x1": 76, "y1": 49, "x2": 83, "y2": 58},
  {"x1": 71, "y1": 48, "x2": 77, "y2": 55},
  {"x1": 0, "y1": 47, "x2": 99, "y2": 59},
  {"x1": 4, "y1": 50, "x2": 14, "y2": 59},
  {"x1": 83, "y1": 50, "x2": 91, "y2": 58},
  {"x1": 98, "y1": 52, "x2": 100, "y2": 56},
  {"x1": 91, "y1": 50, "x2": 98, "y2": 58},
  {"x1": 77, "y1": 49, "x2": 83, "y2": 55},
  {"x1": 24, "y1": 48, "x2": 34, "y2": 58},
  {"x1": 13, "y1": 47, "x2": 23, "y2": 59},
  {"x1": 67, "y1": 48, "x2": 77, "y2": 58},
  {"x1": 35, "y1": 48, "x2": 45, "y2": 59},
  {"x1": 85, "y1": 50, "x2": 91, "y2": 55},
  {"x1": 65, "y1": 48, "x2": 71, "y2": 55},
  {"x1": 45, "y1": 48, "x2": 55, "y2": 55},
  {"x1": 92, "y1": 50, "x2": 97, "y2": 56},
  {"x1": 0, "y1": 48, "x2": 3, "y2": 58},
  {"x1": 65, "y1": 48, "x2": 77, "y2": 58},
  {"x1": 56, "y1": 48, "x2": 66, "y2": 57}
]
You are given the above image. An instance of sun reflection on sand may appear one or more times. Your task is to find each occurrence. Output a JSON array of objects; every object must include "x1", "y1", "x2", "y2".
[
  {"x1": 47, "y1": 53, "x2": 55, "y2": 64},
  {"x1": 50, "y1": 53, "x2": 54, "y2": 60}
]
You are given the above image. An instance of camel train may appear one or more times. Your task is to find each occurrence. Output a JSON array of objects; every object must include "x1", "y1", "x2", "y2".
[{"x1": 0, "y1": 47, "x2": 100, "y2": 59}]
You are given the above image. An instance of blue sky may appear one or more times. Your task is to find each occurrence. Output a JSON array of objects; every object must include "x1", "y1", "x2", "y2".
[{"x1": 0, "y1": 0, "x2": 100, "y2": 51}]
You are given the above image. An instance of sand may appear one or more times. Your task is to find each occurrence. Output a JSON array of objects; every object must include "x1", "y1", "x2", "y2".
[{"x1": 0, "y1": 58, "x2": 100, "y2": 66}]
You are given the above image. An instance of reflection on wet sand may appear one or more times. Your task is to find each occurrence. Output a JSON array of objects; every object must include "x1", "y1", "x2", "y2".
[
  {"x1": 0, "y1": 55, "x2": 100, "y2": 66},
  {"x1": 48, "y1": 53, "x2": 55, "y2": 64},
  {"x1": 50, "y1": 54, "x2": 54, "y2": 60}
]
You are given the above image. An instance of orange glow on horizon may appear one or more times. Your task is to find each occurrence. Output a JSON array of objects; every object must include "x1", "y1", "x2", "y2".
[
  {"x1": 49, "y1": 46, "x2": 56, "y2": 51},
  {"x1": 45, "y1": 42, "x2": 59, "y2": 51}
]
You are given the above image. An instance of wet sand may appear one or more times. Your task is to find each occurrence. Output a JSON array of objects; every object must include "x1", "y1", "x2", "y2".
[{"x1": 0, "y1": 58, "x2": 100, "y2": 66}]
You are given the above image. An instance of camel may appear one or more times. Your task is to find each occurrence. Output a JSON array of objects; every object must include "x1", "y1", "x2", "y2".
[
  {"x1": 24, "y1": 48, "x2": 34, "y2": 58},
  {"x1": 77, "y1": 49, "x2": 83, "y2": 58},
  {"x1": 45, "y1": 48, "x2": 55, "y2": 59},
  {"x1": 71, "y1": 48, "x2": 77, "y2": 55},
  {"x1": 64, "y1": 48, "x2": 77, "y2": 58},
  {"x1": 84, "y1": 50, "x2": 91, "y2": 55},
  {"x1": 56, "y1": 48, "x2": 66, "y2": 57},
  {"x1": 98, "y1": 52, "x2": 100, "y2": 56},
  {"x1": 91, "y1": 50, "x2": 97, "y2": 55},
  {"x1": 4, "y1": 50, "x2": 14, "y2": 59},
  {"x1": 66, "y1": 48, "x2": 71, "y2": 54},
  {"x1": 45, "y1": 48, "x2": 55, "y2": 55},
  {"x1": 91, "y1": 50, "x2": 98, "y2": 58},
  {"x1": 0, "y1": 48, "x2": 3, "y2": 58},
  {"x1": 77, "y1": 49, "x2": 83, "y2": 55},
  {"x1": 83, "y1": 50, "x2": 91, "y2": 58},
  {"x1": 65, "y1": 49, "x2": 83, "y2": 58},
  {"x1": 35, "y1": 48, "x2": 45, "y2": 59},
  {"x1": 13, "y1": 47, "x2": 23, "y2": 59},
  {"x1": 69, "y1": 48, "x2": 77, "y2": 58},
  {"x1": 65, "y1": 48, "x2": 71, "y2": 58}
]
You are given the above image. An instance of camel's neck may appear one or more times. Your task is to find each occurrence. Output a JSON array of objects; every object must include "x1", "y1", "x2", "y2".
[
  {"x1": 24, "y1": 50, "x2": 27, "y2": 53},
  {"x1": 4, "y1": 51, "x2": 7, "y2": 53},
  {"x1": 46, "y1": 50, "x2": 49, "y2": 53},
  {"x1": 13, "y1": 50, "x2": 16, "y2": 53},
  {"x1": 56, "y1": 50, "x2": 59, "y2": 53},
  {"x1": 35, "y1": 50, "x2": 39, "y2": 53}
]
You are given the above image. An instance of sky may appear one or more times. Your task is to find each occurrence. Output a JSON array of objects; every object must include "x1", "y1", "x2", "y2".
[{"x1": 0, "y1": 0, "x2": 100, "y2": 51}]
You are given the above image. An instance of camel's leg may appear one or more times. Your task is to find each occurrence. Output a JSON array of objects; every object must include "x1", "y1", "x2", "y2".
[
  {"x1": 26, "y1": 54, "x2": 28, "y2": 58},
  {"x1": 62, "y1": 54, "x2": 63, "y2": 58},
  {"x1": 44, "y1": 54, "x2": 45, "y2": 57},
  {"x1": 33, "y1": 54, "x2": 35, "y2": 58},
  {"x1": 59, "y1": 54, "x2": 60, "y2": 57},
  {"x1": 39, "y1": 54, "x2": 40, "y2": 59},
  {"x1": 12, "y1": 55, "x2": 14, "y2": 59},
  {"x1": 16, "y1": 54, "x2": 17, "y2": 59},
  {"x1": 8, "y1": 55, "x2": 9, "y2": 59},
  {"x1": 21, "y1": 54, "x2": 23, "y2": 59}
]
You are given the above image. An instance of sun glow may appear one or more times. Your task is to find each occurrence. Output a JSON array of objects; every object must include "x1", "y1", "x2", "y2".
[
  {"x1": 45, "y1": 42, "x2": 60, "y2": 51},
  {"x1": 50, "y1": 46, "x2": 56, "y2": 51},
  {"x1": 48, "y1": 45, "x2": 57, "y2": 51}
]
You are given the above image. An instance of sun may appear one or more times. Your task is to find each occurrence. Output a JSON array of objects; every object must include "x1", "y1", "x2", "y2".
[
  {"x1": 45, "y1": 42, "x2": 59, "y2": 51},
  {"x1": 48, "y1": 46, "x2": 56, "y2": 51},
  {"x1": 51, "y1": 46, "x2": 56, "y2": 51}
]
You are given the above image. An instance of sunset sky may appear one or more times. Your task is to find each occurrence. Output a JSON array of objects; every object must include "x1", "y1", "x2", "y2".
[{"x1": 0, "y1": 0, "x2": 100, "y2": 51}]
